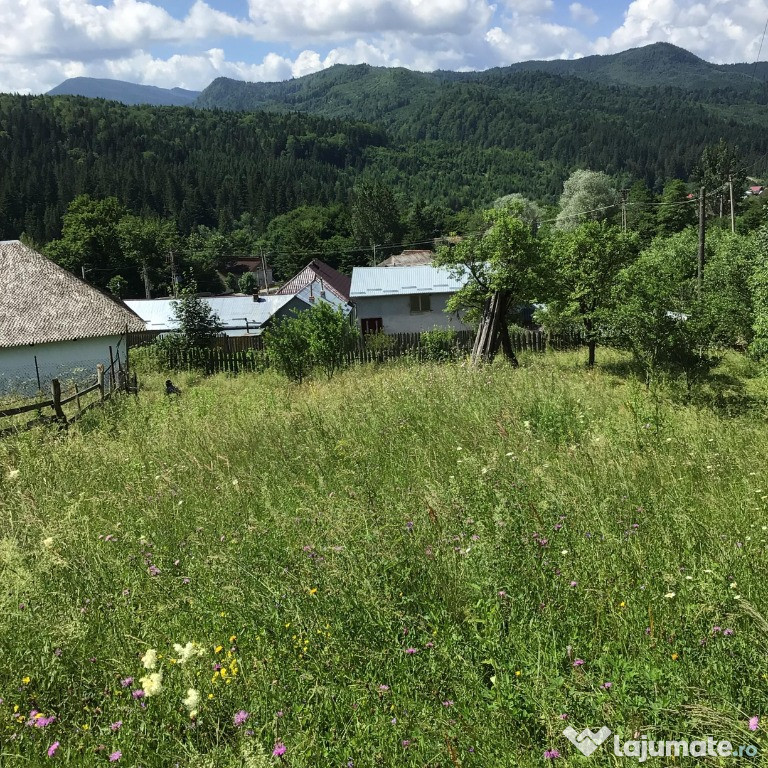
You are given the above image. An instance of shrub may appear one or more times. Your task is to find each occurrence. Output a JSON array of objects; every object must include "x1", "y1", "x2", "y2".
[{"x1": 421, "y1": 328, "x2": 459, "y2": 362}]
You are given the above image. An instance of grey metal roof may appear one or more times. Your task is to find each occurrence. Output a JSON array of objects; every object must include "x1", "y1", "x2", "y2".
[
  {"x1": 350, "y1": 265, "x2": 468, "y2": 297},
  {"x1": 125, "y1": 295, "x2": 299, "y2": 333},
  {"x1": 0, "y1": 240, "x2": 145, "y2": 348}
]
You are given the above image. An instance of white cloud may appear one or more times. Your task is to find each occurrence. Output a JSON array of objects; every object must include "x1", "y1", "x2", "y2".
[
  {"x1": 246, "y1": 0, "x2": 495, "y2": 39},
  {"x1": 593, "y1": 0, "x2": 768, "y2": 63},
  {"x1": 569, "y1": 2, "x2": 598, "y2": 26}
]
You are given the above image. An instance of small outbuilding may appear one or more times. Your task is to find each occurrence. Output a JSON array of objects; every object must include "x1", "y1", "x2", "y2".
[{"x1": 0, "y1": 240, "x2": 144, "y2": 395}]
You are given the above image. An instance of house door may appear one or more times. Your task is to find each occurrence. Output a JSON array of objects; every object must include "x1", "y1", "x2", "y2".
[{"x1": 361, "y1": 318, "x2": 383, "y2": 335}]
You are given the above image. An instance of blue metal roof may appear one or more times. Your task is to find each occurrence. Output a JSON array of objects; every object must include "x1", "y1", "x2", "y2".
[
  {"x1": 350, "y1": 266, "x2": 468, "y2": 297},
  {"x1": 125, "y1": 295, "x2": 298, "y2": 335}
]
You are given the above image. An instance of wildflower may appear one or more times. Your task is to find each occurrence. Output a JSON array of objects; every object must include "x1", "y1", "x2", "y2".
[
  {"x1": 214, "y1": 645, "x2": 223, "y2": 654},
  {"x1": 34, "y1": 715, "x2": 56, "y2": 728},
  {"x1": 131, "y1": 690, "x2": 145, "y2": 699},
  {"x1": 110, "y1": 721, "x2": 122, "y2": 731},
  {"x1": 515, "y1": 670, "x2": 521, "y2": 677},
  {"x1": 47, "y1": 742, "x2": 60, "y2": 758},
  {"x1": 544, "y1": 749, "x2": 561, "y2": 759},
  {"x1": 442, "y1": 700, "x2": 454, "y2": 707},
  {"x1": 139, "y1": 671, "x2": 163, "y2": 697},
  {"x1": 402, "y1": 740, "x2": 411, "y2": 747},
  {"x1": 183, "y1": 689, "x2": 200, "y2": 712},
  {"x1": 233, "y1": 710, "x2": 249, "y2": 727},
  {"x1": 723, "y1": 628, "x2": 734, "y2": 636},
  {"x1": 308, "y1": 588, "x2": 318, "y2": 595},
  {"x1": 601, "y1": 682, "x2": 613, "y2": 690},
  {"x1": 272, "y1": 741, "x2": 286, "y2": 757},
  {"x1": 559, "y1": 714, "x2": 568, "y2": 720},
  {"x1": 404, "y1": 648, "x2": 418, "y2": 654},
  {"x1": 378, "y1": 685, "x2": 390, "y2": 692},
  {"x1": 141, "y1": 649, "x2": 158, "y2": 670},
  {"x1": 664, "y1": 592, "x2": 676, "y2": 599},
  {"x1": 712, "y1": 626, "x2": 722, "y2": 634},
  {"x1": 560, "y1": 550, "x2": 568, "y2": 555},
  {"x1": 147, "y1": 565, "x2": 161, "y2": 577},
  {"x1": 425, "y1": 642, "x2": 434, "y2": 648},
  {"x1": 569, "y1": 581, "x2": 578, "y2": 587},
  {"x1": 7, "y1": 468, "x2": 20, "y2": 480},
  {"x1": 671, "y1": 653, "x2": 679, "y2": 661},
  {"x1": 173, "y1": 642, "x2": 204, "y2": 663},
  {"x1": 749, "y1": 716, "x2": 759, "y2": 731},
  {"x1": 730, "y1": 582, "x2": 738, "y2": 589},
  {"x1": 120, "y1": 677, "x2": 133, "y2": 687},
  {"x1": 43, "y1": 537, "x2": 54, "y2": 549},
  {"x1": 108, "y1": 751, "x2": 122, "y2": 762},
  {"x1": 573, "y1": 659, "x2": 585, "y2": 667}
]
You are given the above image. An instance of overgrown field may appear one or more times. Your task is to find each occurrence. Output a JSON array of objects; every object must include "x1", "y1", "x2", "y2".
[{"x1": 3, "y1": 352, "x2": 768, "y2": 766}]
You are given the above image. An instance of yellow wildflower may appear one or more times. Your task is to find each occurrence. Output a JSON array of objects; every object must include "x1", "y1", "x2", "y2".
[
  {"x1": 214, "y1": 645, "x2": 223, "y2": 654},
  {"x1": 309, "y1": 588, "x2": 318, "y2": 595},
  {"x1": 21, "y1": 676, "x2": 30, "y2": 685}
]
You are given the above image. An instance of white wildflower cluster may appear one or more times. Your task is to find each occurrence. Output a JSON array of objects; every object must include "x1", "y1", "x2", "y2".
[
  {"x1": 173, "y1": 642, "x2": 205, "y2": 664},
  {"x1": 183, "y1": 688, "x2": 200, "y2": 718},
  {"x1": 141, "y1": 648, "x2": 158, "y2": 670},
  {"x1": 140, "y1": 671, "x2": 163, "y2": 697}
]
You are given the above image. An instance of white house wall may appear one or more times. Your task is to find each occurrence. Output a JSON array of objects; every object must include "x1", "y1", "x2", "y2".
[
  {"x1": 354, "y1": 294, "x2": 472, "y2": 334},
  {"x1": 0, "y1": 335, "x2": 125, "y2": 396}
]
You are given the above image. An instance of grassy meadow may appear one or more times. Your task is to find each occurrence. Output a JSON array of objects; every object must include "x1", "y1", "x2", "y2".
[{"x1": 2, "y1": 351, "x2": 768, "y2": 766}]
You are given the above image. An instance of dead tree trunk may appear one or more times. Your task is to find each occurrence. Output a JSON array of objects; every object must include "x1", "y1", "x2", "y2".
[{"x1": 472, "y1": 291, "x2": 516, "y2": 366}]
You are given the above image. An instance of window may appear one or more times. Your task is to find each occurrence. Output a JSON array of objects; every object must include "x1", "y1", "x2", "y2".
[
  {"x1": 361, "y1": 317, "x2": 383, "y2": 334},
  {"x1": 409, "y1": 294, "x2": 431, "y2": 313}
]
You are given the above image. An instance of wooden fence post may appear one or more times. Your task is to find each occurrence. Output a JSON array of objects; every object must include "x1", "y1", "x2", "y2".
[
  {"x1": 51, "y1": 379, "x2": 67, "y2": 425},
  {"x1": 97, "y1": 364, "x2": 105, "y2": 403},
  {"x1": 74, "y1": 383, "x2": 81, "y2": 414},
  {"x1": 108, "y1": 346, "x2": 115, "y2": 391}
]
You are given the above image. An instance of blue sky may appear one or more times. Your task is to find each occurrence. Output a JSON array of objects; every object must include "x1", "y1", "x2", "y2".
[{"x1": 1, "y1": 0, "x2": 767, "y2": 93}]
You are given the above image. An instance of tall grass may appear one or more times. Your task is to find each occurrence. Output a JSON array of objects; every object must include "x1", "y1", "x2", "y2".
[{"x1": 1, "y1": 351, "x2": 767, "y2": 766}]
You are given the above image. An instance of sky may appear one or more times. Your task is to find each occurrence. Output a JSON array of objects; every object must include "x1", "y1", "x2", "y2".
[{"x1": 2, "y1": 0, "x2": 768, "y2": 94}]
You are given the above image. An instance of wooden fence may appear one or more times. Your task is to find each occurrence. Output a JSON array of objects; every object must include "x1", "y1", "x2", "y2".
[
  {"x1": 0, "y1": 361, "x2": 138, "y2": 439},
  {"x1": 154, "y1": 329, "x2": 584, "y2": 374}
]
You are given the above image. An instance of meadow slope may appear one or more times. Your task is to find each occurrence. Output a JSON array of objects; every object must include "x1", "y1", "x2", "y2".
[{"x1": 1, "y1": 353, "x2": 768, "y2": 766}]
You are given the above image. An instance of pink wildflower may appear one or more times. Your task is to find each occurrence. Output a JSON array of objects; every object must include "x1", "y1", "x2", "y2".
[
  {"x1": 47, "y1": 742, "x2": 60, "y2": 758},
  {"x1": 272, "y1": 741, "x2": 286, "y2": 757},
  {"x1": 749, "y1": 716, "x2": 759, "y2": 731},
  {"x1": 108, "y1": 751, "x2": 122, "y2": 762}
]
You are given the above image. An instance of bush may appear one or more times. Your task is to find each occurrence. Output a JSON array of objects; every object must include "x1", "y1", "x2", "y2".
[{"x1": 421, "y1": 328, "x2": 460, "y2": 362}]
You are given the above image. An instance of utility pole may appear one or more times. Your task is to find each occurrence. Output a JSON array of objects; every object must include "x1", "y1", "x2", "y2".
[
  {"x1": 698, "y1": 186, "x2": 706, "y2": 294},
  {"x1": 81, "y1": 265, "x2": 88, "y2": 281},
  {"x1": 142, "y1": 263, "x2": 151, "y2": 300},
  {"x1": 729, "y1": 175, "x2": 736, "y2": 234},
  {"x1": 372, "y1": 243, "x2": 377, "y2": 267},
  {"x1": 620, "y1": 188, "x2": 628, "y2": 233},
  {"x1": 168, "y1": 250, "x2": 178, "y2": 297},
  {"x1": 259, "y1": 248, "x2": 269, "y2": 293}
]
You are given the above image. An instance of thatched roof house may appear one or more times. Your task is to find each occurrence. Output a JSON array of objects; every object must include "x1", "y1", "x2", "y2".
[{"x1": 0, "y1": 240, "x2": 144, "y2": 395}]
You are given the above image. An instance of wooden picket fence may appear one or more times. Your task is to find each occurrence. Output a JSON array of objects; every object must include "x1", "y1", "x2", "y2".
[
  {"x1": 155, "y1": 329, "x2": 584, "y2": 374},
  {"x1": 0, "y1": 360, "x2": 138, "y2": 439}
]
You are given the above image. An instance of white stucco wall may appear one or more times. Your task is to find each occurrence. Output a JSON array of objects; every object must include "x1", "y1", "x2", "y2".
[
  {"x1": 0, "y1": 335, "x2": 125, "y2": 396},
  {"x1": 354, "y1": 293, "x2": 472, "y2": 334}
]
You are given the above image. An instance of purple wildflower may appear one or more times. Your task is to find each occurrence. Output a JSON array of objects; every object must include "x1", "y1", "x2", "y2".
[
  {"x1": 723, "y1": 628, "x2": 734, "y2": 636},
  {"x1": 404, "y1": 647, "x2": 418, "y2": 654},
  {"x1": 569, "y1": 581, "x2": 578, "y2": 587},
  {"x1": 47, "y1": 742, "x2": 60, "y2": 758},
  {"x1": 544, "y1": 749, "x2": 561, "y2": 759},
  {"x1": 442, "y1": 700, "x2": 454, "y2": 707},
  {"x1": 108, "y1": 751, "x2": 122, "y2": 762},
  {"x1": 402, "y1": 740, "x2": 411, "y2": 748},
  {"x1": 35, "y1": 716, "x2": 56, "y2": 728},
  {"x1": 120, "y1": 677, "x2": 133, "y2": 687},
  {"x1": 601, "y1": 682, "x2": 613, "y2": 690},
  {"x1": 272, "y1": 742, "x2": 286, "y2": 757},
  {"x1": 425, "y1": 642, "x2": 434, "y2": 648},
  {"x1": 749, "y1": 716, "x2": 759, "y2": 731},
  {"x1": 233, "y1": 710, "x2": 249, "y2": 727},
  {"x1": 559, "y1": 713, "x2": 568, "y2": 720},
  {"x1": 498, "y1": 590, "x2": 507, "y2": 598},
  {"x1": 405, "y1": 521, "x2": 414, "y2": 531},
  {"x1": 131, "y1": 689, "x2": 145, "y2": 699},
  {"x1": 110, "y1": 721, "x2": 122, "y2": 732},
  {"x1": 147, "y1": 565, "x2": 160, "y2": 577},
  {"x1": 712, "y1": 626, "x2": 722, "y2": 634},
  {"x1": 378, "y1": 685, "x2": 390, "y2": 692},
  {"x1": 573, "y1": 659, "x2": 585, "y2": 667}
]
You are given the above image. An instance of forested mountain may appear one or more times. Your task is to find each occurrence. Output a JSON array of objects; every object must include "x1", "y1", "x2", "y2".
[
  {"x1": 47, "y1": 78, "x2": 200, "y2": 106},
  {"x1": 4, "y1": 42, "x2": 768, "y2": 249},
  {"x1": 196, "y1": 43, "x2": 768, "y2": 117},
  {"x1": 0, "y1": 95, "x2": 386, "y2": 243}
]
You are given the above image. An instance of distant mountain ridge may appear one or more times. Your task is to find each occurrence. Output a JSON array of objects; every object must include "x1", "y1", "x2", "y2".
[
  {"x1": 195, "y1": 43, "x2": 768, "y2": 117},
  {"x1": 46, "y1": 77, "x2": 200, "y2": 106}
]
